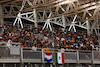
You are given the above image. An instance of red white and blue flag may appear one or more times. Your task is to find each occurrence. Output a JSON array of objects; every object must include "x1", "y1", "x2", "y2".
[{"x1": 44, "y1": 52, "x2": 52, "y2": 63}]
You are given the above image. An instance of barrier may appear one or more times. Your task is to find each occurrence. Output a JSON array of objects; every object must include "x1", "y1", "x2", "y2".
[
  {"x1": 93, "y1": 51, "x2": 100, "y2": 64},
  {"x1": 0, "y1": 45, "x2": 100, "y2": 64},
  {"x1": 79, "y1": 51, "x2": 92, "y2": 63},
  {"x1": 23, "y1": 50, "x2": 42, "y2": 63},
  {"x1": 0, "y1": 46, "x2": 20, "y2": 63}
]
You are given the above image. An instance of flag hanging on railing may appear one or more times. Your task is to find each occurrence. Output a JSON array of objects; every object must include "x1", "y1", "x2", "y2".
[
  {"x1": 44, "y1": 52, "x2": 52, "y2": 63},
  {"x1": 55, "y1": 52, "x2": 64, "y2": 64}
]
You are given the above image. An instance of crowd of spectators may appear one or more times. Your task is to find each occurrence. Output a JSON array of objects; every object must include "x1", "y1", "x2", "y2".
[{"x1": 0, "y1": 24, "x2": 99, "y2": 51}]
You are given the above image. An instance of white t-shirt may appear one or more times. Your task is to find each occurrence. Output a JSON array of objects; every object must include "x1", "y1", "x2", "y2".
[
  {"x1": 9, "y1": 33, "x2": 11, "y2": 36},
  {"x1": 61, "y1": 48, "x2": 65, "y2": 52},
  {"x1": 44, "y1": 36, "x2": 48, "y2": 40},
  {"x1": 61, "y1": 38, "x2": 65, "y2": 41},
  {"x1": 52, "y1": 42, "x2": 54, "y2": 47},
  {"x1": 56, "y1": 37, "x2": 59, "y2": 40},
  {"x1": 62, "y1": 28, "x2": 64, "y2": 32},
  {"x1": 32, "y1": 46, "x2": 37, "y2": 51},
  {"x1": 90, "y1": 44, "x2": 94, "y2": 48},
  {"x1": 6, "y1": 40, "x2": 12, "y2": 48},
  {"x1": 80, "y1": 43, "x2": 83, "y2": 47}
]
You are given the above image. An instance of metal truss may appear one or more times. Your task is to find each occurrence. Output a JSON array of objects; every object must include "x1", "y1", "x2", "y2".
[{"x1": 0, "y1": 0, "x2": 100, "y2": 35}]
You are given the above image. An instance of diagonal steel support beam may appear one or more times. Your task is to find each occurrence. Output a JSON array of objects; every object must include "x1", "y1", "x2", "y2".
[
  {"x1": 68, "y1": 15, "x2": 77, "y2": 32},
  {"x1": 13, "y1": 12, "x2": 23, "y2": 28},
  {"x1": 43, "y1": 13, "x2": 52, "y2": 31}
]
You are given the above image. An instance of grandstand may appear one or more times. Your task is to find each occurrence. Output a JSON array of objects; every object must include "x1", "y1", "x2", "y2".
[{"x1": 0, "y1": 0, "x2": 100, "y2": 67}]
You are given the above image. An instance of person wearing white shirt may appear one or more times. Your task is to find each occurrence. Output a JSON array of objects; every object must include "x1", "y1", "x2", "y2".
[
  {"x1": 32, "y1": 45, "x2": 37, "y2": 51},
  {"x1": 56, "y1": 37, "x2": 60, "y2": 40},
  {"x1": 61, "y1": 38, "x2": 65, "y2": 41},
  {"x1": 62, "y1": 28, "x2": 64, "y2": 32},
  {"x1": 6, "y1": 39, "x2": 12, "y2": 48},
  {"x1": 61, "y1": 47, "x2": 65, "y2": 52},
  {"x1": 44, "y1": 36, "x2": 48, "y2": 40},
  {"x1": 80, "y1": 43, "x2": 83, "y2": 47},
  {"x1": 90, "y1": 43, "x2": 94, "y2": 48}
]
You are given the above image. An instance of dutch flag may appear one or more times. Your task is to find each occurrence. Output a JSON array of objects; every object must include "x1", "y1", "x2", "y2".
[{"x1": 44, "y1": 52, "x2": 52, "y2": 63}]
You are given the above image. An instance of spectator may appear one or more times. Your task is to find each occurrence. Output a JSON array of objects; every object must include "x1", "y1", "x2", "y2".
[
  {"x1": 32, "y1": 45, "x2": 37, "y2": 51},
  {"x1": 6, "y1": 39, "x2": 12, "y2": 48},
  {"x1": 0, "y1": 24, "x2": 99, "y2": 51}
]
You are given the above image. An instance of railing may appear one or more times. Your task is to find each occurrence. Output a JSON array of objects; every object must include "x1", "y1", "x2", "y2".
[
  {"x1": 0, "y1": 46, "x2": 20, "y2": 58},
  {"x1": 0, "y1": 46, "x2": 20, "y2": 63},
  {"x1": 23, "y1": 50, "x2": 42, "y2": 63},
  {"x1": 0, "y1": 46, "x2": 100, "y2": 64}
]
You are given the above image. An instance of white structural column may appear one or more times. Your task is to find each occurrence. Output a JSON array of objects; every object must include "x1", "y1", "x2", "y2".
[
  {"x1": 0, "y1": 4, "x2": 4, "y2": 25},
  {"x1": 33, "y1": 9, "x2": 38, "y2": 27},
  {"x1": 62, "y1": 15, "x2": 66, "y2": 28},
  {"x1": 96, "y1": 9, "x2": 100, "y2": 48},
  {"x1": 86, "y1": 17, "x2": 90, "y2": 36}
]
